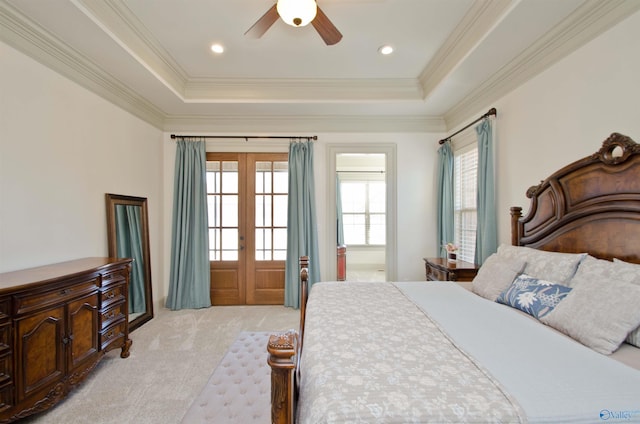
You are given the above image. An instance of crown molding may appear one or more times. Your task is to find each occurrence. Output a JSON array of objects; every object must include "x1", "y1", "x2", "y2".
[
  {"x1": 418, "y1": 0, "x2": 513, "y2": 99},
  {"x1": 72, "y1": 0, "x2": 188, "y2": 97},
  {"x1": 0, "y1": 1, "x2": 165, "y2": 128},
  {"x1": 162, "y1": 114, "x2": 445, "y2": 134},
  {"x1": 184, "y1": 78, "x2": 424, "y2": 102},
  {"x1": 443, "y1": 0, "x2": 640, "y2": 129}
]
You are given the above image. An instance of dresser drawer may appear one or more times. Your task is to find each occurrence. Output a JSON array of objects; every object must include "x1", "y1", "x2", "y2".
[
  {"x1": 100, "y1": 321, "x2": 126, "y2": 351},
  {"x1": 102, "y1": 268, "x2": 128, "y2": 286},
  {"x1": 0, "y1": 352, "x2": 12, "y2": 387},
  {"x1": 423, "y1": 258, "x2": 479, "y2": 282},
  {"x1": 0, "y1": 383, "x2": 13, "y2": 413},
  {"x1": 100, "y1": 302, "x2": 126, "y2": 330},
  {"x1": 14, "y1": 278, "x2": 100, "y2": 315},
  {"x1": 0, "y1": 327, "x2": 13, "y2": 413},
  {"x1": 427, "y1": 266, "x2": 448, "y2": 281},
  {"x1": 101, "y1": 283, "x2": 126, "y2": 310},
  {"x1": 0, "y1": 322, "x2": 10, "y2": 355},
  {"x1": 0, "y1": 298, "x2": 10, "y2": 321}
]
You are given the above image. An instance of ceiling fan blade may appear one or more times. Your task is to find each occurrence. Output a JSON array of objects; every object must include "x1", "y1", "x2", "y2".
[
  {"x1": 245, "y1": 4, "x2": 279, "y2": 39},
  {"x1": 312, "y1": 6, "x2": 342, "y2": 46}
]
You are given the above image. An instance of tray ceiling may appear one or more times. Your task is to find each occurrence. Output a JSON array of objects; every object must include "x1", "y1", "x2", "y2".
[{"x1": 1, "y1": 0, "x2": 638, "y2": 132}]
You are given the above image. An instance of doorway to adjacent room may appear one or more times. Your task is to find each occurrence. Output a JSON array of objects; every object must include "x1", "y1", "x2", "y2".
[
  {"x1": 327, "y1": 144, "x2": 397, "y2": 282},
  {"x1": 336, "y1": 153, "x2": 386, "y2": 281}
]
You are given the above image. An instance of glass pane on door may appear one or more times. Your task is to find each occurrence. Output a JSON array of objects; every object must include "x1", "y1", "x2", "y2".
[
  {"x1": 207, "y1": 160, "x2": 239, "y2": 261},
  {"x1": 255, "y1": 161, "x2": 288, "y2": 261}
]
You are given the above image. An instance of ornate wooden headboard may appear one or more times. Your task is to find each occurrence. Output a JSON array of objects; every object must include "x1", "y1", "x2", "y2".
[{"x1": 511, "y1": 133, "x2": 640, "y2": 264}]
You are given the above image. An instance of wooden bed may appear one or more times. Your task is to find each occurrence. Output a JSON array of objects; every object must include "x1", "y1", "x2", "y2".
[{"x1": 268, "y1": 132, "x2": 640, "y2": 424}]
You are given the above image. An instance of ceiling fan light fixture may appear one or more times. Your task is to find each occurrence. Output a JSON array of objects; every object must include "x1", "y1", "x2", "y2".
[{"x1": 277, "y1": 0, "x2": 317, "y2": 27}]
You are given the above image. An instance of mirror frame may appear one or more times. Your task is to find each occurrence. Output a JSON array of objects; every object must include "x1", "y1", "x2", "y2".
[{"x1": 106, "y1": 193, "x2": 154, "y2": 331}]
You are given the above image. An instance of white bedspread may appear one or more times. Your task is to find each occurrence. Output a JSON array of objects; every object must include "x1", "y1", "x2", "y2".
[
  {"x1": 296, "y1": 281, "x2": 640, "y2": 423},
  {"x1": 397, "y1": 282, "x2": 640, "y2": 423}
]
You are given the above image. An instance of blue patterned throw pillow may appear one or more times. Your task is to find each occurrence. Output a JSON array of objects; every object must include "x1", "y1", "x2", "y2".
[{"x1": 496, "y1": 274, "x2": 572, "y2": 319}]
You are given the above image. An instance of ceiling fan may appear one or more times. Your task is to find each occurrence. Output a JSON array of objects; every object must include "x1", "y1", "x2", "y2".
[{"x1": 245, "y1": 0, "x2": 343, "y2": 46}]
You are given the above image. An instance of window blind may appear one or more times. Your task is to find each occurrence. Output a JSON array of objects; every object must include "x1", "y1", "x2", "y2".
[{"x1": 454, "y1": 146, "x2": 477, "y2": 263}]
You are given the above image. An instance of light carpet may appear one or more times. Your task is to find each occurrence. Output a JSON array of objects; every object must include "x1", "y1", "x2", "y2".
[{"x1": 22, "y1": 305, "x2": 299, "y2": 424}]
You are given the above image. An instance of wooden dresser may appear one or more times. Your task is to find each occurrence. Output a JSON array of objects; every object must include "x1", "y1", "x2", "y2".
[
  {"x1": 423, "y1": 257, "x2": 479, "y2": 282},
  {"x1": 0, "y1": 258, "x2": 132, "y2": 422}
]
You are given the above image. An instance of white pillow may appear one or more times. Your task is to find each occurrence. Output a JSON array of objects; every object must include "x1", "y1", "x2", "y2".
[
  {"x1": 568, "y1": 256, "x2": 640, "y2": 347},
  {"x1": 612, "y1": 258, "x2": 640, "y2": 347},
  {"x1": 571, "y1": 255, "x2": 640, "y2": 285},
  {"x1": 540, "y1": 275, "x2": 640, "y2": 355},
  {"x1": 613, "y1": 258, "x2": 640, "y2": 276},
  {"x1": 497, "y1": 244, "x2": 585, "y2": 285},
  {"x1": 471, "y1": 254, "x2": 526, "y2": 301}
]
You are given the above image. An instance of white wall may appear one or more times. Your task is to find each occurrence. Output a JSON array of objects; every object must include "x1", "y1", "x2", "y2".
[
  {"x1": 346, "y1": 246, "x2": 385, "y2": 269},
  {"x1": 453, "y1": 10, "x2": 640, "y2": 247},
  {"x1": 0, "y1": 42, "x2": 165, "y2": 304}
]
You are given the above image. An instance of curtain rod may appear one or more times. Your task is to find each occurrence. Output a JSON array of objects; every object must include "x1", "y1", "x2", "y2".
[
  {"x1": 438, "y1": 107, "x2": 497, "y2": 145},
  {"x1": 171, "y1": 134, "x2": 317, "y2": 141}
]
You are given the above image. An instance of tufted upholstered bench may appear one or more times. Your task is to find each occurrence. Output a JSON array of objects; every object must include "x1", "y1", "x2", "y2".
[{"x1": 181, "y1": 332, "x2": 272, "y2": 423}]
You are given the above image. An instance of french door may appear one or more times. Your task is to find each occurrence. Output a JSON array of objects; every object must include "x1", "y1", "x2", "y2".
[{"x1": 205, "y1": 153, "x2": 288, "y2": 305}]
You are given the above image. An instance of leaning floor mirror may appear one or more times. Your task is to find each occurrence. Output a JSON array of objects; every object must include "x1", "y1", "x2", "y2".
[{"x1": 106, "y1": 193, "x2": 154, "y2": 331}]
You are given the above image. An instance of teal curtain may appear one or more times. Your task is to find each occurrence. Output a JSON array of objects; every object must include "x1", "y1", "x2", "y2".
[
  {"x1": 336, "y1": 174, "x2": 344, "y2": 246},
  {"x1": 475, "y1": 119, "x2": 498, "y2": 264},
  {"x1": 436, "y1": 141, "x2": 454, "y2": 255},
  {"x1": 114, "y1": 204, "x2": 145, "y2": 313},
  {"x1": 166, "y1": 139, "x2": 211, "y2": 310},
  {"x1": 285, "y1": 141, "x2": 321, "y2": 309}
]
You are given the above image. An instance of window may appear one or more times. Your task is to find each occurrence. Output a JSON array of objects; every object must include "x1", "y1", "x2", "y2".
[
  {"x1": 340, "y1": 179, "x2": 386, "y2": 246},
  {"x1": 453, "y1": 145, "x2": 477, "y2": 263}
]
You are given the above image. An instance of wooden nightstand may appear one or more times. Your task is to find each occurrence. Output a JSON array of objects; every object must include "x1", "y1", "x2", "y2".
[{"x1": 423, "y1": 257, "x2": 479, "y2": 282}]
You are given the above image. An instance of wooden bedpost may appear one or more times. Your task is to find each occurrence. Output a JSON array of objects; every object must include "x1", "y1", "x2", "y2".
[
  {"x1": 268, "y1": 256, "x2": 310, "y2": 424},
  {"x1": 510, "y1": 206, "x2": 522, "y2": 246},
  {"x1": 298, "y1": 255, "x2": 309, "y2": 354},
  {"x1": 268, "y1": 331, "x2": 296, "y2": 424}
]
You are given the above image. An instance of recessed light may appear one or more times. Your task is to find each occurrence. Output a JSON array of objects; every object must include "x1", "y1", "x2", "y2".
[
  {"x1": 210, "y1": 43, "x2": 224, "y2": 54},
  {"x1": 378, "y1": 45, "x2": 394, "y2": 55}
]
